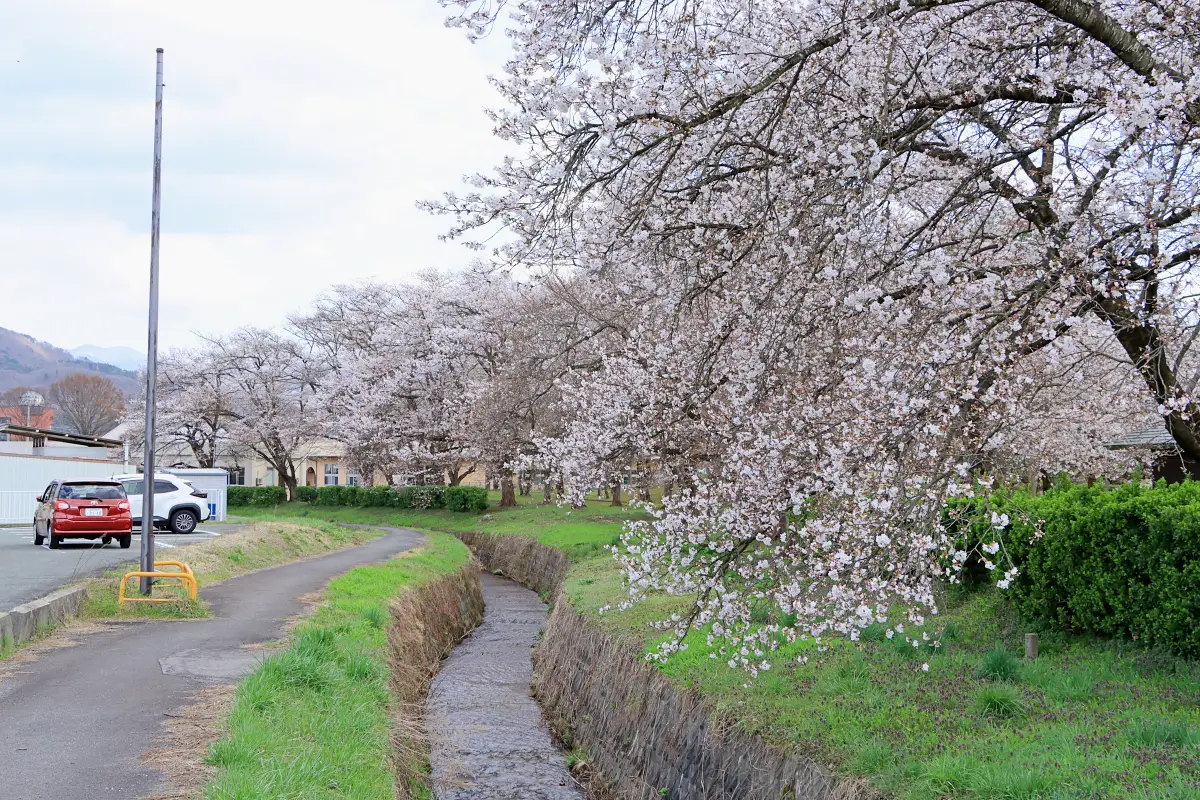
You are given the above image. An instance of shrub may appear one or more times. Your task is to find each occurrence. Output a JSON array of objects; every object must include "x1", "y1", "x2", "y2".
[
  {"x1": 314, "y1": 485, "x2": 347, "y2": 506},
  {"x1": 251, "y1": 486, "x2": 287, "y2": 506},
  {"x1": 295, "y1": 485, "x2": 317, "y2": 502},
  {"x1": 394, "y1": 485, "x2": 446, "y2": 510},
  {"x1": 954, "y1": 479, "x2": 1200, "y2": 658},
  {"x1": 366, "y1": 486, "x2": 395, "y2": 507},
  {"x1": 343, "y1": 486, "x2": 366, "y2": 507},
  {"x1": 977, "y1": 646, "x2": 1022, "y2": 682},
  {"x1": 445, "y1": 485, "x2": 489, "y2": 512},
  {"x1": 227, "y1": 486, "x2": 254, "y2": 507}
]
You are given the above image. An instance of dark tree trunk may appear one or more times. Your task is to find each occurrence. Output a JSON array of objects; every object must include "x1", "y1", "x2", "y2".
[
  {"x1": 610, "y1": 482, "x2": 622, "y2": 507},
  {"x1": 519, "y1": 475, "x2": 531, "y2": 496},
  {"x1": 664, "y1": 481, "x2": 675, "y2": 498},
  {"x1": 500, "y1": 474, "x2": 517, "y2": 508},
  {"x1": 541, "y1": 479, "x2": 553, "y2": 505},
  {"x1": 281, "y1": 473, "x2": 298, "y2": 502}
]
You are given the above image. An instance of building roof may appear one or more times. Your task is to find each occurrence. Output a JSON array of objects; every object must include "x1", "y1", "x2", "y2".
[
  {"x1": 1103, "y1": 425, "x2": 1177, "y2": 451},
  {"x1": 0, "y1": 424, "x2": 123, "y2": 449}
]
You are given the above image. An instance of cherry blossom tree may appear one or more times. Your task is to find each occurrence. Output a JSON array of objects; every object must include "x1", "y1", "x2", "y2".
[
  {"x1": 211, "y1": 328, "x2": 324, "y2": 500},
  {"x1": 124, "y1": 347, "x2": 239, "y2": 468},
  {"x1": 432, "y1": 0, "x2": 1200, "y2": 669}
]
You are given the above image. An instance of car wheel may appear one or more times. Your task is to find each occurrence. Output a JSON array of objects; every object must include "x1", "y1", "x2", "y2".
[
  {"x1": 47, "y1": 522, "x2": 61, "y2": 549},
  {"x1": 118, "y1": 535, "x2": 132, "y2": 549},
  {"x1": 33, "y1": 521, "x2": 45, "y2": 546},
  {"x1": 170, "y1": 509, "x2": 197, "y2": 534}
]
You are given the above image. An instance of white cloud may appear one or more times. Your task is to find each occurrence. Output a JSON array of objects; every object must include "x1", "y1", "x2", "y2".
[{"x1": 0, "y1": 0, "x2": 512, "y2": 350}]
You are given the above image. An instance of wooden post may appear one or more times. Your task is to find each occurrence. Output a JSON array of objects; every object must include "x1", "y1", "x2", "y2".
[{"x1": 1024, "y1": 633, "x2": 1038, "y2": 659}]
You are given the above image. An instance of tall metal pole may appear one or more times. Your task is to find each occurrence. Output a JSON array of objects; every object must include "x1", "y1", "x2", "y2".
[{"x1": 140, "y1": 48, "x2": 164, "y2": 595}]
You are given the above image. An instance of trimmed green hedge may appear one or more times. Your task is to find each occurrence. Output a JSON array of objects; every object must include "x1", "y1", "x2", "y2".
[
  {"x1": 948, "y1": 480, "x2": 1200, "y2": 657},
  {"x1": 311, "y1": 484, "x2": 446, "y2": 508},
  {"x1": 396, "y1": 485, "x2": 446, "y2": 510},
  {"x1": 252, "y1": 486, "x2": 288, "y2": 506},
  {"x1": 228, "y1": 485, "x2": 288, "y2": 507},
  {"x1": 445, "y1": 485, "x2": 488, "y2": 512},
  {"x1": 227, "y1": 486, "x2": 254, "y2": 507},
  {"x1": 295, "y1": 485, "x2": 318, "y2": 502},
  {"x1": 313, "y1": 485, "x2": 349, "y2": 506},
  {"x1": 298, "y1": 483, "x2": 484, "y2": 512}
]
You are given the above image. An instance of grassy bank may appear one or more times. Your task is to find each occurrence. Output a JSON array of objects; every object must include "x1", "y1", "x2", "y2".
[
  {"x1": 233, "y1": 498, "x2": 1200, "y2": 799},
  {"x1": 80, "y1": 521, "x2": 386, "y2": 620},
  {"x1": 204, "y1": 532, "x2": 472, "y2": 799}
]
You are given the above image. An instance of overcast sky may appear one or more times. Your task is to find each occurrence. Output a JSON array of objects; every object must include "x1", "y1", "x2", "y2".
[{"x1": 0, "y1": 0, "x2": 511, "y2": 352}]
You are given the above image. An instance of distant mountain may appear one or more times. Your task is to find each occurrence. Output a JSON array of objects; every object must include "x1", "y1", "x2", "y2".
[
  {"x1": 69, "y1": 344, "x2": 145, "y2": 372},
  {"x1": 0, "y1": 327, "x2": 140, "y2": 397}
]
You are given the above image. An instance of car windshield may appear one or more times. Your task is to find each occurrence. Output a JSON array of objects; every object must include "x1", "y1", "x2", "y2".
[{"x1": 59, "y1": 483, "x2": 124, "y2": 500}]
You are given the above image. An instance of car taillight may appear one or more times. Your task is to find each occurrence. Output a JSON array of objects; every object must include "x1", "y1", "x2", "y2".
[
  {"x1": 118, "y1": 501, "x2": 130, "y2": 511},
  {"x1": 56, "y1": 500, "x2": 69, "y2": 511}
]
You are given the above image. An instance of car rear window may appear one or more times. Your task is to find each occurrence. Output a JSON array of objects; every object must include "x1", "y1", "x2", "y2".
[
  {"x1": 121, "y1": 479, "x2": 177, "y2": 495},
  {"x1": 59, "y1": 483, "x2": 125, "y2": 500}
]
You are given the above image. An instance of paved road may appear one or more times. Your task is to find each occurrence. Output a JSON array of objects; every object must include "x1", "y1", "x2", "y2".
[
  {"x1": 0, "y1": 527, "x2": 423, "y2": 800},
  {"x1": 0, "y1": 524, "x2": 245, "y2": 610},
  {"x1": 428, "y1": 572, "x2": 582, "y2": 800}
]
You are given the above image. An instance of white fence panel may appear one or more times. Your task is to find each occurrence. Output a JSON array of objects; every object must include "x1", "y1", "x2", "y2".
[{"x1": 0, "y1": 453, "x2": 122, "y2": 525}]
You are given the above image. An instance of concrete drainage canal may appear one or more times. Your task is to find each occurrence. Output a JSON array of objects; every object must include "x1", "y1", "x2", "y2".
[{"x1": 426, "y1": 571, "x2": 584, "y2": 800}]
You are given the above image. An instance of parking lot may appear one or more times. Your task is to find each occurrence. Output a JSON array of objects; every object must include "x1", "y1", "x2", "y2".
[{"x1": 0, "y1": 524, "x2": 243, "y2": 610}]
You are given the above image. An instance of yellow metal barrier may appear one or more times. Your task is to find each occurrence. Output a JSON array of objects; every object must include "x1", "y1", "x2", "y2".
[{"x1": 118, "y1": 561, "x2": 198, "y2": 607}]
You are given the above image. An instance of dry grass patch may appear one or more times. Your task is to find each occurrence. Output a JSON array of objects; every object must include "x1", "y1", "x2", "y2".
[
  {"x1": 141, "y1": 685, "x2": 237, "y2": 800},
  {"x1": 82, "y1": 521, "x2": 385, "y2": 620},
  {"x1": 388, "y1": 562, "x2": 485, "y2": 797}
]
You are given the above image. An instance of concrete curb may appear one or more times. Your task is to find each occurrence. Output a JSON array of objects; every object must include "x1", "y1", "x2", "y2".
[{"x1": 0, "y1": 585, "x2": 89, "y2": 649}]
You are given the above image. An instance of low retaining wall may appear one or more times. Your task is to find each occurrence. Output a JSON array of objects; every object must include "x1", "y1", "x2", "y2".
[
  {"x1": 0, "y1": 585, "x2": 89, "y2": 649},
  {"x1": 387, "y1": 561, "x2": 485, "y2": 798},
  {"x1": 459, "y1": 531, "x2": 868, "y2": 800},
  {"x1": 456, "y1": 529, "x2": 569, "y2": 596}
]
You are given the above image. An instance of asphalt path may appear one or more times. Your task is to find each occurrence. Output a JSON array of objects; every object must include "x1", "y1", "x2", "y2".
[
  {"x1": 0, "y1": 524, "x2": 246, "y2": 611},
  {"x1": 0, "y1": 526, "x2": 424, "y2": 800}
]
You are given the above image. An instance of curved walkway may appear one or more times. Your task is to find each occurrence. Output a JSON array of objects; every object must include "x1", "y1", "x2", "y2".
[
  {"x1": 427, "y1": 571, "x2": 583, "y2": 799},
  {"x1": 0, "y1": 528, "x2": 423, "y2": 800}
]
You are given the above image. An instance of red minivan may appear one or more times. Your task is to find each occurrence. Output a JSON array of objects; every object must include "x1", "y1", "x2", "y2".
[{"x1": 33, "y1": 479, "x2": 134, "y2": 549}]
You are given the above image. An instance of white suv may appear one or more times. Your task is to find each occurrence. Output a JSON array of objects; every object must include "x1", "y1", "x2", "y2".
[{"x1": 112, "y1": 473, "x2": 211, "y2": 534}]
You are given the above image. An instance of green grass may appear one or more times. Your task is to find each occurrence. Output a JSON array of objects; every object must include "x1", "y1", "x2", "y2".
[
  {"x1": 204, "y1": 532, "x2": 471, "y2": 799},
  {"x1": 973, "y1": 684, "x2": 1026, "y2": 718},
  {"x1": 977, "y1": 645, "x2": 1022, "y2": 682},
  {"x1": 235, "y1": 493, "x2": 1200, "y2": 800}
]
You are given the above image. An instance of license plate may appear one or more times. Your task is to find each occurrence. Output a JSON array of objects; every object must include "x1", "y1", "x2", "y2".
[{"x1": 83, "y1": 508, "x2": 104, "y2": 517}]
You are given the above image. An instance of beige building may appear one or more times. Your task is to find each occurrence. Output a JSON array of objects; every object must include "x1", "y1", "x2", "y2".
[
  {"x1": 103, "y1": 424, "x2": 374, "y2": 488},
  {"x1": 104, "y1": 423, "x2": 493, "y2": 489}
]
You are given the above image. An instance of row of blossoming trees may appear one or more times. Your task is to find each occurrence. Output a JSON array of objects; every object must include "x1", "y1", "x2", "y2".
[{"x1": 135, "y1": 0, "x2": 1198, "y2": 668}]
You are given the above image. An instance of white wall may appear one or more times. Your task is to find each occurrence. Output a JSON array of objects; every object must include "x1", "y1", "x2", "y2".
[{"x1": 0, "y1": 452, "x2": 122, "y2": 525}]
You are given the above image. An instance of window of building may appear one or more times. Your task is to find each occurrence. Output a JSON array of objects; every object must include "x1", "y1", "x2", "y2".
[
  {"x1": 347, "y1": 471, "x2": 361, "y2": 487},
  {"x1": 225, "y1": 466, "x2": 245, "y2": 486},
  {"x1": 0, "y1": 416, "x2": 9, "y2": 441},
  {"x1": 324, "y1": 463, "x2": 339, "y2": 485}
]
